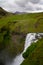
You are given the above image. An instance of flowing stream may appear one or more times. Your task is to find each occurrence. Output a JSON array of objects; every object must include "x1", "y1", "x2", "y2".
[{"x1": 6, "y1": 33, "x2": 43, "y2": 65}]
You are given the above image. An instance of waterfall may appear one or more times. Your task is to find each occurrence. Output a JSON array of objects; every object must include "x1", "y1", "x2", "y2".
[{"x1": 24, "y1": 33, "x2": 36, "y2": 52}]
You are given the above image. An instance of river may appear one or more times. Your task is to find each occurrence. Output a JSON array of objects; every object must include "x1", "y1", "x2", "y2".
[{"x1": 6, "y1": 33, "x2": 43, "y2": 65}]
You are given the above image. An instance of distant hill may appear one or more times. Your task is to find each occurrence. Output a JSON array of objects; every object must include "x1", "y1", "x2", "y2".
[{"x1": 14, "y1": 11, "x2": 26, "y2": 14}]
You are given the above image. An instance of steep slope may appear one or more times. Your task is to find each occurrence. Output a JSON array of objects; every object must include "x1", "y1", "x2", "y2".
[
  {"x1": 21, "y1": 38, "x2": 43, "y2": 65},
  {"x1": 0, "y1": 7, "x2": 13, "y2": 18},
  {"x1": 0, "y1": 7, "x2": 8, "y2": 17}
]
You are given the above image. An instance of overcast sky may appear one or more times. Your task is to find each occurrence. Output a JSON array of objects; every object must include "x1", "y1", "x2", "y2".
[{"x1": 0, "y1": 0, "x2": 43, "y2": 13}]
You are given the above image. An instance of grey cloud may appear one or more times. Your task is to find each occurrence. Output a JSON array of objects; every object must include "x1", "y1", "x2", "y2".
[
  {"x1": 15, "y1": 0, "x2": 40, "y2": 8},
  {"x1": 30, "y1": 0, "x2": 40, "y2": 4},
  {"x1": 36, "y1": 7, "x2": 43, "y2": 10},
  {"x1": 39, "y1": 0, "x2": 43, "y2": 5},
  {"x1": 0, "y1": 0, "x2": 43, "y2": 13},
  {"x1": 15, "y1": 0, "x2": 28, "y2": 7},
  {"x1": 25, "y1": 6, "x2": 33, "y2": 11}
]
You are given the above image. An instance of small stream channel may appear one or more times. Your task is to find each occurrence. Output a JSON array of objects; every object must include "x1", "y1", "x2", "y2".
[{"x1": 6, "y1": 33, "x2": 43, "y2": 65}]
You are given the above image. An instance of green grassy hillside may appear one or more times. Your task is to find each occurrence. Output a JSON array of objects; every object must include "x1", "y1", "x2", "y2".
[
  {"x1": 0, "y1": 8, "x2": 43, "y2": 32},
  {"x1": 21, "y1": 38, "x2": 43, "y2": 65}
]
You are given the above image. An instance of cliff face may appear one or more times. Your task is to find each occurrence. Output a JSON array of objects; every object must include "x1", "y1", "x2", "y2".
[{"x1": 0, "y1": 24, "x2": 26, "y2": 65}]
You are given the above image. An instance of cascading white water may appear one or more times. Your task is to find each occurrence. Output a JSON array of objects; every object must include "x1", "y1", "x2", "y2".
[
  {"x1": 24, "y1": 33, "x2": 37, "y2": 52},
  {"x1": 6, "y1": 33, "x2": 43, "y2": 65}
]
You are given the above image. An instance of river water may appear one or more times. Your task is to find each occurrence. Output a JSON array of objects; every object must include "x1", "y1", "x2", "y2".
[{"x1": 6, "y1": 33, "x2": 43, "y2": 65}]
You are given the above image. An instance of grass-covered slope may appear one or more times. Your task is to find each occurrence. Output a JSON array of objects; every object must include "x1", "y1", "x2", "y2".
[
  {"x1": 21, "y1": 38, "x2": 43, "y2": 65},
  {"x1": 0, "y1": 8, "x2": 43, "y2": 32}
]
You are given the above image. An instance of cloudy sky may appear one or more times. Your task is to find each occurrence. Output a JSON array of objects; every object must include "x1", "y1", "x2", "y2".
[{"x1": 0, "y1": 0, "x2": 43, "y2": 13}]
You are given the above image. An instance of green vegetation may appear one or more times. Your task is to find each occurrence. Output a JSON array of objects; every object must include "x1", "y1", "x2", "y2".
[
  {"x1": 0, "y1": 26, "x2": 10, "y2": 51},
  {"x1": 0, "y1": 8, "x2": 43, "y2": 32},
  {"x1": 21, "y1": 38, "x2": 43, "y2": 65},
  {"x1": 23, "y1": 42, "x2": 37, "y2": 59}
]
